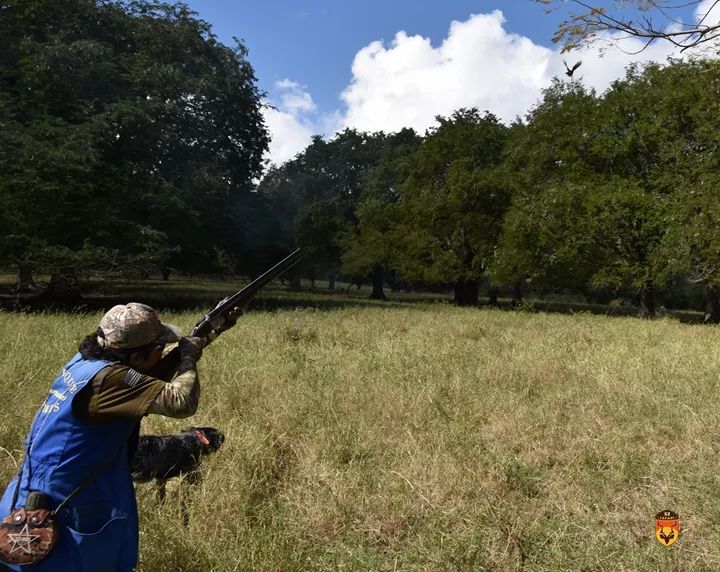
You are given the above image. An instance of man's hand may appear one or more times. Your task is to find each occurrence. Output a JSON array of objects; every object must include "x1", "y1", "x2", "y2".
[{"x1": 179, "y1": 336, "x2": 206, "y2": 363}]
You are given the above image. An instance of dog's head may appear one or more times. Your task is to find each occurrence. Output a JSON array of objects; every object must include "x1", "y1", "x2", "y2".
[{"x1": 184, "y1": 426, "x2": 225, "y2": 454}]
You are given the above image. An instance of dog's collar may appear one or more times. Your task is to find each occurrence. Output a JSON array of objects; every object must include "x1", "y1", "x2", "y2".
[{"x1": 194, "y1": 430, "x2": 210, "y2": 445}]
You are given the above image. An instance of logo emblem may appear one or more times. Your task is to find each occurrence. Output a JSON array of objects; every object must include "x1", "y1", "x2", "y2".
[
  {"x1": 8, "y1": 523, "x2": 41, "y2": 554},
  {"x1": 655, "y1": 510, "x2": 680, "y2": 546}
]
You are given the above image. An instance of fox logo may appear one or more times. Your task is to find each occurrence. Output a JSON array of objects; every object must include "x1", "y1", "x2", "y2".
[{"x1": 655, "y1": 510, "x2": 679, "y2": 546}]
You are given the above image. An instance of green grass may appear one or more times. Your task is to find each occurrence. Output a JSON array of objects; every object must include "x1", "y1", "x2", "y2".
[{"x1": 1, "y1": 305, "x2": 719, "y2": 570}]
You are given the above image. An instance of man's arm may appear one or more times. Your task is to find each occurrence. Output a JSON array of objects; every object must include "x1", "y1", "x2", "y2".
[
  {"x1": 146, "y1": 368, "x2": 199, "y2": 418},
  {"x1": 146, "y1": 336, "x2": 204, "y2": 418},
  {"x1": 73, "y1": 337, "x2": 205, "y2": 422}
]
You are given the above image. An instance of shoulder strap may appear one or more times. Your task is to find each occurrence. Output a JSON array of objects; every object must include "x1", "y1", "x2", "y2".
[{"x1": 92, "y1": 363, "x2": 118, "y2": 393}]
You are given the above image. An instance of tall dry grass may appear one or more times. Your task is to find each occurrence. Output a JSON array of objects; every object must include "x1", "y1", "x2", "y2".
[{"x1": 1, "y1": 305, "x2": 720, "y2": 570}]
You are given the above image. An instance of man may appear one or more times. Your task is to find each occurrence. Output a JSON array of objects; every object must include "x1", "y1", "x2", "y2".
[{"x1": 0, "y1": 303, "x2": 206, "y2": 571}]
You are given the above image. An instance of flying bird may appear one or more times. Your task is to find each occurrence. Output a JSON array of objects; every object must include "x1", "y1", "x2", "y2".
[{"x1": 564, "y1": 60, "x2": 582, "y2": 77}]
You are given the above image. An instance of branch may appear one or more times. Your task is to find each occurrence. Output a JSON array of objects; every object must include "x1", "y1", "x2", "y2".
[{"x1": 539, "y1": 0, "x2": 720, "y2": 53}]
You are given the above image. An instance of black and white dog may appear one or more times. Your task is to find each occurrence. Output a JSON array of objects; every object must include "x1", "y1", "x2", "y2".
[{"x1": 131, "y1": 426, "x2": 225, "y2": 503}]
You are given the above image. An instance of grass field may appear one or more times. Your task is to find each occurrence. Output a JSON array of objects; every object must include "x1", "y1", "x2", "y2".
[{"x1": 1, "y1": 302, "x2": 719, "y2": 570}]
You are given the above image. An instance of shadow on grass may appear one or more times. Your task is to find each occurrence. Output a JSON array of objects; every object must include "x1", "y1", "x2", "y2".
[
  {"x1": 0, "y1": 285, "x2": 706, "y2": 324},
  {"x1": 0, "y1": 290, "x2": 443, "y2": 314},
  {"x1": 482, "y1": 299, "x2": 705, "y2": 324}
]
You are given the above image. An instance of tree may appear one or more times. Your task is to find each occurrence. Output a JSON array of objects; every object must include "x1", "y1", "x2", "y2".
[
  {"x1": 493, "y1": 81, "x2": 603, "y2": 298},
  {"x1": 258, "y1": 130, "x2": 388, "y2": 288},
  {"x1": 657, "y1": 60, "x2": 720, "y2": 321},
  {"x1": 583, "y1": 179, "x2": 670, "y2": 317},
  {"x1": 394, "y1": 109, "x2": 510, "y2": 306},
  {"x1": 537, "y1": 0, "x2": 720, "y2": 53},
  {"x1": 670, "y1": 181, "x2": 720, "y2": 322},
  {"x1": 578, "y1": 63, "x2": 678, "y2": 317},
  {"x1": 340, "y1": 128, "x2": 422, "y2": 300},
  {"x1": 497, "y1": 62, "x2": 685, "y2": 318},
  {"x1": 0, "y1": 0, "x2": 268, "y2": 295}
]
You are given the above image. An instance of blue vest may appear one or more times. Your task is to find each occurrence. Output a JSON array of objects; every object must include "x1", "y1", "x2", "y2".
[{"x1": 1, "y1": 354, "x2": 141, "y2": 571}]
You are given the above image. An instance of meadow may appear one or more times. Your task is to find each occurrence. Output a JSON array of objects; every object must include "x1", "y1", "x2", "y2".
[{"x1": 1, "y1": 299, "x2": 720, "y2": 570}]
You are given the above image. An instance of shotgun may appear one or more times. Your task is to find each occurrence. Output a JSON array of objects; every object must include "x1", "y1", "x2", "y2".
[{"x1": 149, "y1": 248, "x2": 304, "y2": 379}]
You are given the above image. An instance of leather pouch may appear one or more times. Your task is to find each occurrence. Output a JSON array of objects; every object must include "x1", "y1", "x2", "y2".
[{"x1": 0, "y1": 507, "x2": 58, "y2": 565}]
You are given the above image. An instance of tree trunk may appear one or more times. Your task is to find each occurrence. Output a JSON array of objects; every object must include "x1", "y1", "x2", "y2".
[
  {"x1": 17, "y1": 264, "x2": 39, "y2": 292},
  {"x1": 638, "y1": 283, "x2": 656, "y2": 319},
  {"x1": 290, "y1": 275, "x2": 301, "y2": 290},
  {"x1": 328, "y1": 273, "x2": 336, "y2": 290},
  {"x1": 454, "y1": 280, "x2": 479, "y2": 307},
  {"x1": 488, "y1": 285, "x2": 499, "y2": 306},
  {"x1": 704, "y1": 284, "x2": 720, "y2": 323},
  {"x1": 512, "y1": 282, "x2": 523, "y2": 307},
  {"x1": 369, "y1": 266, "x2": 387, "y2": 300},
  {"x1": 160, "y1": 267, "x2": 171, "y2": 281}
]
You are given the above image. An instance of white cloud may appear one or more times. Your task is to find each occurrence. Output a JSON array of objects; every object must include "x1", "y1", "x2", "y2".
[
  {"x1": 262, "y1": 80, "x2": 317, "y2": 165},
  {"x1": 340, "y1": 12, "x2": 554, "y2": 130},
  {"x1": 337, "y1": 11, "x2": 688, "y2": 134},
  {"x1": 275, "y1": 79, "x2": 317, "y2": 113}
]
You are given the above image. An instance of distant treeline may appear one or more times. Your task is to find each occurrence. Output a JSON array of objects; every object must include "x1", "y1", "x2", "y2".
[
  {"x1": 2, "y1": 2, "x2": 719, "y2": 319},
  {"x1": 260, "y1": 60, "x2": 720, "y2": 320}
]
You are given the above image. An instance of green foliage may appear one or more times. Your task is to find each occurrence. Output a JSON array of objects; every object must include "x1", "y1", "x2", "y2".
[
  {"x1": 0, "y1": 0, "x2": 268, "y2": 284},
  {"x1": 340, "y1": 128, "x2": 421, "y2": 279},
  {"x1": 393, "y1": 110, "x2": 510, "y2": 302},
  {"x1": 3, "y1": 2, "x2": 719, "y2": 319},
  {"x1": 259, "y1": 130, "x2": 393, "y2": 280},
  {"x1": 493, "y1": 81, "x2": 602, "y2": 291},
  {"x1": 494, "y1": 62, "x2": 709, "y2": 314},
  {"x1": 658, "y1": 61, "x2": 720, "y2": 288},
  {"x1": 259, "y1": 59, "x2": 720, "y2": 314}
]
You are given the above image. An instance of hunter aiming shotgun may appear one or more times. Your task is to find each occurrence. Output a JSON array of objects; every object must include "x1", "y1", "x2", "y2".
[{"x1": 148, "y1": 248, "x2": 304, "y2": 379}]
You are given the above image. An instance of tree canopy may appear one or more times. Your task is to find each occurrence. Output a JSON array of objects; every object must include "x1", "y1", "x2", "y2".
[
  {"x1": 392, "y1": 109, "x2": 510, "y2": 306},
  {"x1": 0, "y1": 0, "x2": 268, "y2": 290}
]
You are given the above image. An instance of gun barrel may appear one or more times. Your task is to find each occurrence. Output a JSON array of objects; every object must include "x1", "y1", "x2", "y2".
[
  {"x1": 208, "y1": 248, "x2": 304, "y2": 320},
  {"x1": 190, "y1": 249, "x2": 304, "y2": 337}
]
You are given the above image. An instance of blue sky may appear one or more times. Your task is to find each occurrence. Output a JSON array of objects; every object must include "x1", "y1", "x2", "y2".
[
  {"x1": 183, "y1": 1, "x2": 560, "y2": 112},
  {"x1": 182, "y1": 1, "x2": 714, "y2": 164}
]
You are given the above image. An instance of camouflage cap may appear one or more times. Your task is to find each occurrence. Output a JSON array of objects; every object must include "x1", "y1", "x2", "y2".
[{"x1": 98, "y1": 303, "x2": 182, "y2": 350}]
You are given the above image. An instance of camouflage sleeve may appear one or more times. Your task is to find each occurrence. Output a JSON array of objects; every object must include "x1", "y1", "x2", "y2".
[
  {"x1": 146, "y1": 352, "x2": 200, "y2": 419},
  {"x1": 74, "y1": 365, "x2": 167, "y2": 421}
]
